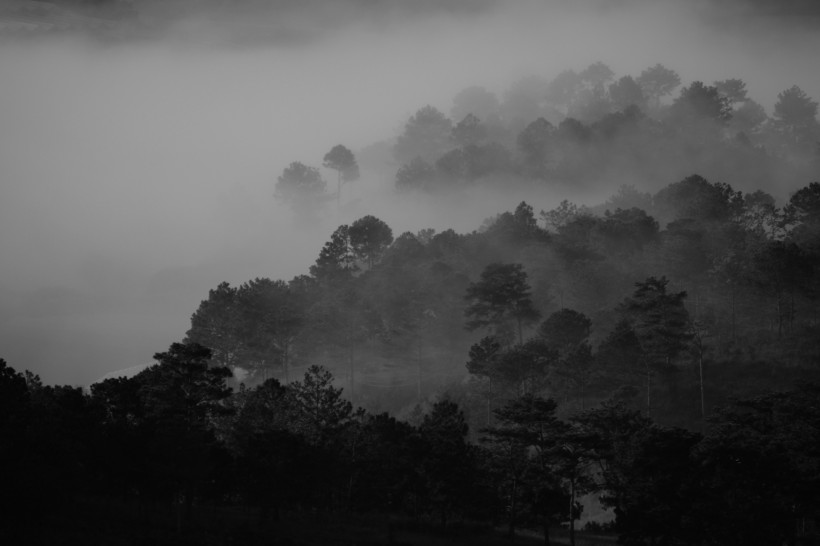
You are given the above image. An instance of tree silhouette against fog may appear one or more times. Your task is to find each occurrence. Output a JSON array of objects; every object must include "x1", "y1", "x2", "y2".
[
  {"x1": 323, "y1": 144, "x2": 359, "y2": 208},
  {"x1": 636, "y1": 63, "x2": 681, "y2": 112},
  {"x1": 465, "y1": 263, "x2": 541, "y2": 346},
  {"x1": 274, "y1": 161, "x2": 327, "y2": 221},
  {"x1": 394, "y1": 105, "x2": 453, "y2": 164}
]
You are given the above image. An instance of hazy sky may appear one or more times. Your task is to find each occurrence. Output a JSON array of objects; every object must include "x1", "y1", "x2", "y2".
[{"x1": 1, "y1": 0, "x2": 819, "y2": 385}]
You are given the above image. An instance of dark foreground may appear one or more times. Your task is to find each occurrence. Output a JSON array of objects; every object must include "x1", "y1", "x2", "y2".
[{"x1": 4, "y1": 498, "x2": 616, "y2": 546}]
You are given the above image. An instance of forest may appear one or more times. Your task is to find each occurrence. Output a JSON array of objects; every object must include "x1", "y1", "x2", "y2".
[{"x1": 2, "y1": 34, "x2": 820, "y2": 546}]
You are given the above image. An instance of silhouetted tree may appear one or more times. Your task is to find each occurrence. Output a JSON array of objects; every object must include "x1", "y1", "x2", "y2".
[
  {"x1": 774, "y1": 85, "x2": 818, "y2": 132},
  {"x1": 670, "y1": 81, "x2": 732, "y2": 125},
  {"x1": 310, "y1": 224, "x2": 357, "y2": 282},
  {"x1": 419, "y1": 399, "x2": 473, "y2": 530},
  {"x1": 714, "y1": 78, "x2": 748, "y2": 106},
  {"x1": 394, "y1": 105, "x2": 452, "y2": 163},
  {"x1": 186, "y1": 282, "x2": 247, "y2": 369},
  {"x1": 348, "y1": 215, "x2": 394, "y2": 269},
  {"x1": 517, "y1": 117, "x2": 555, "y2": 177},
  {"x1": 274, "y1": 161, "x2": 327, "y2": 218},
  {"x1": 609, "y1": 75, "x2": 646, "y2": 112},
  {"x1": 465, "y1": 263, "x2": 541, "y2": 345},
  {"x1": 323, "y1": 144, "x2": 359, "y2": 207},
  {"x1": 621, "y1": 277, "x2": 692, "y2": 411},
  {"x1": 636, "y1": 63, "x2": 681, "y2": 112},
  {"x1": 451, "y1": 113, "x2": 487, "y2": 146}
]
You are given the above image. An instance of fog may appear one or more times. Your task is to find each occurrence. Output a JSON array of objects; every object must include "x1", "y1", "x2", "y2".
[{"x1": 1, "y1": 0, "x2": 818, "y2": 385}]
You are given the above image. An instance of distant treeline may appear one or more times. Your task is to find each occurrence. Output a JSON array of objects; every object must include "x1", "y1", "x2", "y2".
[{"x1": 277, "y1": 62, "x2": 819, "y2": 216}]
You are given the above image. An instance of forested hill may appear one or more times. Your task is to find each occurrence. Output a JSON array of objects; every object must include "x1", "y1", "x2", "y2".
[{"x1": 188, "y1": 177, "x2": 820, "y2": 430}]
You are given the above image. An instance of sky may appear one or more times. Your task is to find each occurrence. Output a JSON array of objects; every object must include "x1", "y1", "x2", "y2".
[{"x1": 1, "y1": 0, "x2": 819, "y2": 386}]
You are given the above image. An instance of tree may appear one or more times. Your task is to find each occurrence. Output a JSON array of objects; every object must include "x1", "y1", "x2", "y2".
[
  {"x1": 310, "y1": 224, "x2": 357, "y2": 282},
  {"x1": 579, "y1": 61, "x2": 615, "y2": 88},
  {"x1": 730, "y1": 98, "x2": 768, "y2": 135},
  {"x1": 482, "y1": 201, "x2": 548, "y2": 244},
  {"x1": 236, "y1": 277, "x2": 307, "y2": 383},
  {"x1": 480, "y1": 411, "x2": 533, "y2": 539},
  {"x1": 395, "y1": 157, "x2": 437, "y2": 192},
  {"x1": 774, "y1": 85, "x2": 818, "y2": 131},
  {"x1": 348, "y1": 215, "x2": 394, "y2": 269},
  {"x1": 598, "y1": 207, "x2": 660, "y2": 257},
  {"x1": 0, "y1": 358, "x2": 28, "y2": 431},
  {"x1": 653, "y1": 174, "x2": 742, "y2": 224},
  {"x1": 714, "y1": 78, "x2": 748, "y2": 106},
  {"x1": 621, "y1": 277, "x2": 693, "y2": 411},
  {"x1": 493, "y1": 338, "x2": 559, "y2": 396},
  {"x1": 596, "y1": 320, "x2": 644, "y2": 398},
  {"x1": 540, "y1": 200, "x2": 585, "y2": 232},
  {"x1": 274, "y1": 161, "x2": 327, "y2": 217},
  {"x1": 786, "y1": 182, "x2": 820, "y2": 253},
  {"x1": 575, "y1": 402, "x2": 699, "y2": 546},
  {"x1": 749, "y1": 241, "x2": 814, "y2": 337},
  {"x1": 636, "y1": 63, "x2": 681, "y2": 111},
  {"x1": 186, "y1": 282, "x2": 247, "y2": 369},
  {"x1": 787, "y1": 181, "x2": 820, "y2": 226},
  {"x1": 557, "y1": 117, "x2": 592, "y2": 144},
  {"x1": 517, "y1": 117, "x2": 555, "y2": 177},
  {"x1": 138, "y1": 342, "x2": 233, "y2": 519},
  {"x1": 351, "y1": 413, "x2": 418, "y2": 513},
  {"x1": 394, "y1": 105, "x2": 453, "y2": 164},
  {"x1": 608, "y1": 426, "x2": 700, "y2": 545},
  {"x1": 537, "y1": 309, "x2": 591, "y2": 356},
  {"x1": 696, "y1": 385, "x2": 820, "y2": 546},
  {"x1": 323, "y1": 144, "x2": 360, "y2": 207},
  {"x1": 465, "y1": 263, "x2": 541, "y2": 345},
  {"x1": 435, "y1": 148, "x2": 467, "y2": 181},
  {"x1": 466, "y1": 336, "x2": 504, "y2": 423},
  {"x1": 670, "y1": 81, "x2": 732, "y2": 125},
  {"x1": 0, "y1": 359, "x2": 30, "y2": 521},
  {"x1": 487, "y1": 395, "x2": 575, "y2": 545},
  {"x1": 288, "y1": 365, "x2": 353, "y2": 446},
  {"x1": 419, "y1": 399, "x2": 474, "y2": 530},
  {"x1": 142, "y1": 342, "x2": 233, "y2": 427},
  {"x1": 451, "y1": 113, "x2": 487, "y2": 146},
  {"x1": 608, "y1": 75, "x2": 646, "y2": 112}
]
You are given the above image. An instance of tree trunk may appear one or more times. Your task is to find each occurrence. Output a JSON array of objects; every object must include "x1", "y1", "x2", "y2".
[
  {"x1": 349, "y1": 349, "x2": 355, "y2": 406},
  {"x1": 282, "y1": 341, "x2": 290, "y2": 385},
  {"x1": 417, "y1": 338, "x2": 422, "y2": 404},
  {"x1": 508, "y1": 477, "x2": 517, "y2": 539},
  {"x1": 699, "y1": 346, "x2": 705, "y2": 427},
  {"x1": 569, "y1": 480, "x2": 576, "y2": 546},
  {"x1": 486, "y1": 377, "x2": 493, "y2": 426},
  {"x1": 543, "y1": 518, "x2": 551, "y2": 546},
  {"x1": 731, "y1": 286, "x2": 736, "y2": 343},
  {"x1": 336, "y1": 170, "x2": 341, "y2": 209}
]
